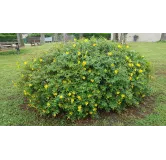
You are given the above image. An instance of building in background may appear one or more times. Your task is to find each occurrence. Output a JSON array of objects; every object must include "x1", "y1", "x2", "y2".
[{"x1": 127, "y1": 33, "x2": 162, "y2": 42}]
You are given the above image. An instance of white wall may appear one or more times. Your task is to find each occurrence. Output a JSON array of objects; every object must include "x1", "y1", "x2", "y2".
[{"x1": 127, "y1": 33, "x2": 161, "y2": 42}]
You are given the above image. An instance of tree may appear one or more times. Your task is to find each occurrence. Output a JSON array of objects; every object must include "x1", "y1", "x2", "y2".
[
  {"x1": 79, "y1": 33, "x2": 83, "y2": 39},
  {"x1": 40, "y1": 33, "x2": 45, "y2": 45},
  {"x1": 119, "y1": 33, "x2": 128, "y2": 44},
  {"x1": 113, "y1": 33, "x2": 119, "y2": 42},
  {"x1": 52, "y1": 33, "x2": 58, "y2": 42},
  {"x1": 17, "y1": 33, "x2": 24, "y2": 47},
  {"x1": 160, "y1": 33, "x2": 166, "y2": 41},
  {"x1": 63, "y1": 33, "x2": 67, "y2": 42}
]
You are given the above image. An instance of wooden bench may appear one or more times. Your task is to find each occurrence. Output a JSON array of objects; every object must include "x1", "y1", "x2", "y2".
[
  {"x1": 27, "y1": 37, "x2": 40, "y2": 46},
  {"x1": 0, "y1": 42, "x2": 17, "y2": 51}
]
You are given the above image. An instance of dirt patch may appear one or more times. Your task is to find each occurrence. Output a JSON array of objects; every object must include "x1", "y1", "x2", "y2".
[
  {"x1": 19, "y1": 95, "x2": 157, "y2": 126},
  {"x1": 155, "y1": 71, "x2": 166, "y2": 76}
]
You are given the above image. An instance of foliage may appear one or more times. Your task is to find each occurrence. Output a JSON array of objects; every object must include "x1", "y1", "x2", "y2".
[
  {"x1": 0, "y1": 33, "x2": 17, "y2": 42},
  {"x1": 27, "y1": 33, "x2": 55, "y2": 38},
  {"x1": 19, "y1": 38, "x2": 151, "y2": 120},
  {"x1": 68, "y1": 33, "x2": 111, "y2": 39}
]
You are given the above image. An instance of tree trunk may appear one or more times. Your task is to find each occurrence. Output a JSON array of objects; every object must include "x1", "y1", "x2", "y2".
[
  {"x1": 119, "y1": 33, "x2": 128, "y2": 44},
  {"x1": 79, "y1": 33, "x2": 83, "y2": 39},
  {"x1": 114, "y1": 33, "x2": 119, "y2": 42},
  {"x1": 119, "y1": 33, "x2": 123, "y2": 43},
  {"x1": 40, "y1": 33, "x2": 45, "y2": 45},
  {"x1": 52, "y1": 33, "x2": 58, "y2": 42},
  {"x1": 160, "y1": 33, "x2": 166, "y2": 41},
  {"x1": 63, "y1": 33, "x2": 67, "y2": 42},
  {"x1": 17, "y1": 33, "x2": 24, "y2": 47}
]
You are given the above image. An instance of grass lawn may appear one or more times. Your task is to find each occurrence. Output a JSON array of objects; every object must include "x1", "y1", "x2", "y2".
[{"x1": 0, "y1": 42, "x2": 166, "y2": 126}]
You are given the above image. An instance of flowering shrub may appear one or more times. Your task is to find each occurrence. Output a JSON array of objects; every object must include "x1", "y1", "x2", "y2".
[{"x1": 20, "y1": 38, "x2": 151, "y2": 120}]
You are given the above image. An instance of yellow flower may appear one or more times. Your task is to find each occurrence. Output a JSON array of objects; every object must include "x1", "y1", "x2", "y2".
[
  {"x1": 125, "y1": 56, "x2": 129, "y2": 60},
  {"x1": 93, "y1": 108, "x2": 97, "y2": 112},
  {"x1": 63, "y1": 80, "x2": 67, "y2": 84},
  {"x1": 129, "y1": 77, "x2": 132, "y2": 81},
  {"x1": 68, "y1": 93, "x2": 72, "y2": 96},
  {"x1": 117, "y1": 91, "x2": 120, "y2": 95},
  {"x1": 59, "y1": 95, "x2": 63, "y2": 99},
  {"x1": 128, "y1": 63, "x2": 134, "y2": 67},
  {"x1": 24, "y1": 61, "x2": 27, "y2": 65},
  {"x1": 77, "y1": 52, "x2": 81, "y2": 55},
  {"x1": 71, "y1": 98, "x2": 74, "y2": 103},
  {"x1": 85, "y1": 102, "x2": 89, "y2": 106},
  {"x1": 93, "y1": 43, "x2": 97, "y2": 46},
  {"x1": 88, "y1": 94, "x2": 92, "y2": 98},
  {"x1": 94, "y1": 104, "x2": 98, "y2": 107},
  {"x1": 139, "y1": 69, "x2": 143, "y2": 73},
  {"x1": 77, "y1": 96, "x2": 82, "y2": 100},
  {"x1": 126, "y1": 45, "x2": 129, "y2": 49},
  {"x1": 121, "y1": 94, "x2": 125, "y2": 98},
  {"x1": 39, "y1": 58, "x2": 43, "y2": 62},
  {"x1": 78, "y1": 60, "x2": 80, "y2": 64},
  {"x1": 69, "y1": 112, "x2": 73, "y2": 115},
  {"x1": 66, "y1": 52, "x2": 69, "y2": 55},
  {"x1": 118, "y1": 101, "x2": 121, "y2": 105},
  {"x1": 111, "y1": 63, "x2": 115, "y2": 67},
  {"x1": 82, "y1": 76, "x2": 86, "y2": 80},
  {"x1": 44, "y1": 84, "x2": 49, "y2": 89},
  {"x1": 52, "y1": 114, "x2": 56, "y2": 117},
  {"x1": 89, "y1": 112, "x2": 93, "y2": 115},
  {"x1": 118, "y1": 45, "x2": 122, "y2": 48},
  {"x1": 47, "y1": 102, "x2": 50, "y2": 107},
  {"x1": 53, "y1": 92, "x2": 57, "y2": 96},
  {"x1": 136, "y1": 63, "x2": 141, "y2": 67},
  {"x1": 24, "y1": 90, "x2": 27, "y2": 95},
  {"x1": 114, "y1": 70, "x2": 118, "y2": 74},
  {"x1": 73, "y1": 44, "x2": 76, "y2": 47},
  {"x1": 108, "y1": 52, "x2": 113, "y2": 56},
  {"x1": 53, "y1": 58, "x2": 56, "y2": 62},
  {"x1": 88, "y1": 69, "x2": 92, "y2": 73},
  {"x1": 78, "y1": 105, "x2": 82, "y2": 112},
  {"x1": 91, "y1": 79, "x2": 94, "y2": 83},
  {"x1": 29, "y1": 84, "x2": 32, "y2": 87},
  {"x1": 82, "y1": 61, "x2": 86, "y2": 66},
  {"x1": 84, "y1": 39, "x2": 88, "y2": 42},
  {"x1": 130, "y1": 73, "x2": 133, "y2": 76}
]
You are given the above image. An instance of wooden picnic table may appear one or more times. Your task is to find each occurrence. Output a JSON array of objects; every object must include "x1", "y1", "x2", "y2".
[{"x1": 0, "y1": 42, "x2": 18, "y2": 51}]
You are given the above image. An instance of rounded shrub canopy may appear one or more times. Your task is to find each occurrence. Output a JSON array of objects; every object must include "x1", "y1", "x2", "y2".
[{"x1": 21, "y1": 38, "x2": 151, "y2": 120}]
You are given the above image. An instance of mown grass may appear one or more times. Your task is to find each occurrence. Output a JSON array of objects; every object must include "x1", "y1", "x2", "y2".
[{"x1": 0, "y1": 42, "x2": 166, "y2": 126}]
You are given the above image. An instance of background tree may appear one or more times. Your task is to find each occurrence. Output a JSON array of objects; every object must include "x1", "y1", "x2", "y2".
[
  {"x1": 17, "y1": 33, "x2": 24, "y2": 47},
  {"x1": 160, "y1": 33, "x2": 166, "y2": 41},
  {"x1": 40, "y1": 33, "x2": 45, "y2": 45},
  {"x1": 52, "y1": 33, "x2": 58, "y2": 42},
  {"x1": 79, "y1": 33, "x2": 83, "y2": 39},
  {"x1": 119, "y1": 33, "x2": 128, "y2": 44}
]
